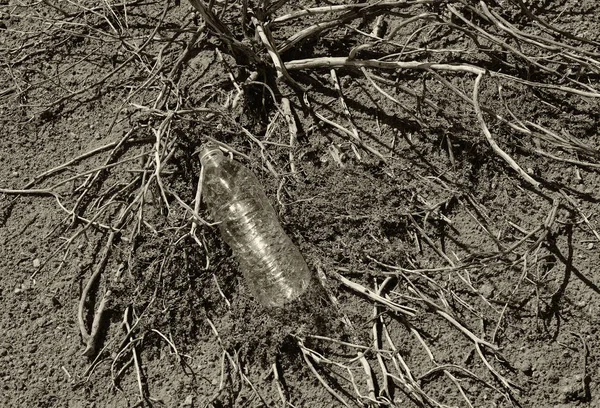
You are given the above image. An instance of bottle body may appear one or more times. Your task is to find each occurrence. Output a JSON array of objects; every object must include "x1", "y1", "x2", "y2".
[{"x1": 200, "y1": 147, "x2": 311, "y2": 307}]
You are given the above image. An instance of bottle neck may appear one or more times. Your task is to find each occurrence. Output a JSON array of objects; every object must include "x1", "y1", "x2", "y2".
[{"x1": 199, "y1": 146, "x2": 225, "y2": 168}]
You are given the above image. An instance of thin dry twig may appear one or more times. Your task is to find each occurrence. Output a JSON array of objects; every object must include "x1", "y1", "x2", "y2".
[{"x1": 473, "y1": 73, "x2": 541, "y2": 190}]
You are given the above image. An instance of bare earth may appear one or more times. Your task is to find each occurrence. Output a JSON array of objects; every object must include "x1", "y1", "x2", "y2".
[{"x1": 1, "y1": 0, "x2": 600, "y2": 407}]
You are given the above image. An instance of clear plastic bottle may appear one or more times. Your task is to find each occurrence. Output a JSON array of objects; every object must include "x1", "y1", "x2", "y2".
[{"x1": 199, "y1": 145, "x2": 312, "y2": 307}]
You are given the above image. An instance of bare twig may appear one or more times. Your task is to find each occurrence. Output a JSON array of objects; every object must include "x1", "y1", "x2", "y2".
[{"x1": 473, "y1": 73, "x2": 541, "y2": 189}]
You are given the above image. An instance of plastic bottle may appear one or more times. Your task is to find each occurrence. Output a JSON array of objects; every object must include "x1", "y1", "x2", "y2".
[{"x1": 199, "y1": 144, "x2": 312, "y2": 307}]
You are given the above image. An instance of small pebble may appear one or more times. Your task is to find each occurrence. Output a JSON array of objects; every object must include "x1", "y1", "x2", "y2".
[
  {"x1": 479, "y1": 282, "x2": 495, "y2": 298},
  {"x1": 51, "y1": 297, "x2": 62, "y2": 308},
  {"x1": 516, "y1": 360, "x2": 533, "y2": 375},
  {"x1": 182, "y1": 395, "x2": 194, "y2": 407},
  {"x1": 559, "y1": 374, "x2": 585, "y2": 402},
  {"x1": 32, "y1": 258, "x2": 41, "y2": 268},
  {"x1": 587, "y1": 243, "x2": 594, "y2": 250}
]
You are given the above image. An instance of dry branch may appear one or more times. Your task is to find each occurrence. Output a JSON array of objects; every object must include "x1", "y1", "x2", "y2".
[{"x1": 472, "y1": 73, "x2": 541, "y2": 190}]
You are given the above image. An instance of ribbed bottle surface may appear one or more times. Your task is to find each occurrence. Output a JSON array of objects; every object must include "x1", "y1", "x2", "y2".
[{"x1": 200, "y1": 146, "x2": 311, "y2": 307}]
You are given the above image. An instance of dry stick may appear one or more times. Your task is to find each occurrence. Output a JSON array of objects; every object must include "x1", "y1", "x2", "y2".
[
  {"x1": 330, "y1": 69, "x2": 362, "y2": 160},
  {"x1": 111, "y1": 318, "x2": 141, "y2": 393},
  {"x1": 306, "y1": 335, "x2": 370, "y2": 350},
  {"x1": 79, "y1": 230, "x2": 118, "y2": 356},
  {"x1": 238, "y1": 124, "x2": 282, "y2": 177},
  {"x1": 124, "y1": 308, "x2": 146, "y2": 403},
  {"x1": 314, "y1": 268, "x2": 386, "y2": 404},
  {"x1": 272, "y1": 3, "x2": 390, "y2": 24},
  {"x1": 445, "y1": 371, "x2": 475, "y2": 408},
  {"x1": 75, "y1": 0, "x2": 119, "y2": 34},
  {"x1": 385, "y1": 12, "x2": 437, "y2": 41},
  {"x1": 152, "y1": 112, "x2": 174, "y2": 214},
  {"x1": 381, "y1": 323, "x2": 429, "y2": 406},
  {"x1": 456, "y1": 3, "x2": 600, "y2": 91},
  {"x1": 71, "y1": 127, "x2": 142, "y2": 223},
  {"x1": 86, "y1": 295, "x2": 156, "y2": 382},
  {"x1": 39, "y1": 200, "x2": 123, "y2": 280},
  {"x1": 300, "y1": 345, "x2": 373, "y2": 391},
  {"x1": 0, "y1": 186, "x2": 117, "y2": 235},
  {"x1": 405, "y1": 283, "x2": 516, "y2": 395},
  {"x1": 155, "y1": 23, "x2": 207, "y2": 110},
  {"x1": 112, "y1": 356, "x2": 135, "y2": 393},
  {"x1": 143, "y1": 134, "x2": 178, "y2": 218},
  {"x1": 361, "y1": 67, "x2": 426, "y2": 128},
  {"x1": 286, "y1": 57, "x2": 487, "y2": 73},
  {"x1": 416, "y1": 194, "x2": 453, "y2": 225},
  {"x1": 188, "y1": 0, "x2": 233, "y2": 36},
  {"x1": 368, "y1": 72, "x2": 441, "y2": 112},
  {"x1": 418, "y1": 363, "x2": 503, "y2": 394},
  {"x1": 206, "y1": 318, "x2": 269, "y2": 405},
  {"x1": 373, "y1": 278, "x2": 393, "y2": 401},
  {"x1": 17, "y1": 138, "x2": 152, "y2": 190},
  {"x1": 271, "y1": 362, "x2": 288, "y2": 408},
  {"x1": 426, "y1": 295, "x2": 497, "y2": 405},
  {"x1": 570, "y1": 330, "x2": 590, "y2": 398},
  {"x1": 284, "y1": 57, "x2": 600, "y2": 98},
  {"x1": 480, "y1": 1, "x2": 600, "y2": 60},
  {"x1": 409, "y1": 324, "x2": 436, "y2": 362},
  {"x1": 430, "y1": 68, "x2": 591, "y2": 162},
  {"x1": 280, "y1": 97, "x2": 299, "y2": 178},
  {"x1": 474, "y1": 343, "x2": 517, "y2": 392},
  {"x1": 458, "y1": 2, "x2": 598, "y2": 82},
  {"x1": 81, "y1": 287, "x2": 112, "y2": 357},
  {"x1": 534, "y1": 149, "x2": 600, "y2": 169},
  {"x1": 151, "y1": 329, "x2": 190, "y2": 361},
  {"x1": 560, "y1": 190, "x2": 600, "y2": 243},
  {"x1": 313, "y1": 109, "x2": 386, "y2": 161},
  {"x1": 448, "y1": 5, "x2": 562, "y2": 75},
  {"x1": 40, "y1": 1, "x2": 170, "y2": 109},
  {"x1": 0, "y1": 152, "x2": 144, "y2": 197},
  {"x1": 408, "y1": 214, "x2": 455, "y2": 266},
  {"x1": 333, "y1": 271, "x2": 417, "y2": 317},
  {"x1": 512, "y1": 0, "x2": 600, "y2": 48},
  {"x1": 406, "y1": 285, "x2": 498, "y2": 350},
  {"x1": 297, "y1": 341, "x2": 351, "y2": 407},
  {"x1": 462, "y1": 198, "x2": 504, "y2": 252},
  {"x1": 48, "y1": 153, "x2": 148, "y2": 192},
  {"x1": 189, "y1": 165, "x2": 212, "y2": 269},
  {"x1": 213, "y1": 48, "x2": 243, "y2": 107},
  {"x1": 524, "y1": 121, "x2": 599, "y2": 158},
  {"x1": 276, "y1": 1, "x2": 437, "y2": 52},
  {"x1": 356, "y1": 354, "x2": 378, "y2": 405},
  {"x1": 473, "y1": 73, "x2": 541, "y2": 190},
  {"x1": 79, "y1": 199, "x2": 140, "y2": 356},
  {"x1": 251, "y1": 16, "x2": 305, "y2": 91},
  {"x1": 188, "y1": 0, "x2": 258, "y2": 63},
  {"x1": 492, "y1": 254, "x2": 528, "y2": 343},
  {"x1": 304, "y1": 94, "x2": 386, "y2": 161}
]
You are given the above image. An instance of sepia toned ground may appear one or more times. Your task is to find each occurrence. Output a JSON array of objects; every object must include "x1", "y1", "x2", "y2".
[{"x1": 1, "y1": 0, "x2": 600, "y2": 407}]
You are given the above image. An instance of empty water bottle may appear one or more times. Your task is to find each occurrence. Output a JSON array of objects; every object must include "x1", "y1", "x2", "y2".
[{"x1": 199, "y1": 145, "x2": 312, "y2": 307}]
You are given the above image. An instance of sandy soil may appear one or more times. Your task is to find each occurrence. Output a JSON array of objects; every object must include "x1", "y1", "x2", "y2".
[{"x1": 1, "y1": 0, "x2": 600, "y2": 407}]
